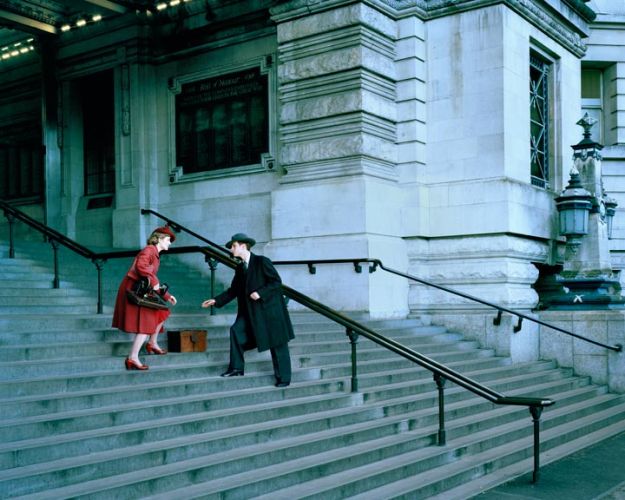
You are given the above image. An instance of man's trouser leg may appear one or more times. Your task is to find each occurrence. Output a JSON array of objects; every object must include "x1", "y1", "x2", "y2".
[
  {"x1": 228, "y1": 315, "x2": 248, "y2": 371},
  {"x1": 270, "y1": 343, "x2": 291, "y2": 383}
]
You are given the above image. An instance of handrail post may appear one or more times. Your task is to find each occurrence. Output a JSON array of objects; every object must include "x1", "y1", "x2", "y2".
[
  {"x1": 346, "y1": 328, "x2": 359, "y2": 392},
  {"x1": 5, "y1": 212, "x2": 15, "y2": 258},
  {"x1": 530, "y1": 405, "x2": 544, "y2": 483},
  {"x1": 434, "y1": 373, "x2": 447, "y2": 445},
  {"x1": 93, "y1": 259, "x2": 105, "y2": 314},
  {"x1": 207, "y1": 256, "x2": 218, "y2": 316},
  {"x1": 49, "y1": 239, "x2": 60, "y2": 289}
]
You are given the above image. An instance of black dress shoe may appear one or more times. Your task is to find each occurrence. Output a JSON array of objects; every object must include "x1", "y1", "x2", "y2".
[
  {"x1": 275, "y1": 381, "x2": 290, "y2": 388},
  {"x1": 221, "y1": 369, "x2": 244, "y2": 377}
]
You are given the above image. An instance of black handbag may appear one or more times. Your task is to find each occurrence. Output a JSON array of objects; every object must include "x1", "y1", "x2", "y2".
[{"x1": 126, "y1": 277, "x2": 170, "y2": 310}]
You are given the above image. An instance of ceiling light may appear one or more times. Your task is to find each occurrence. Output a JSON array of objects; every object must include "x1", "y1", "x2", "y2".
[
  {"x1": 0, "y1": 37, "x2": 37, "y2": 62},
  {"x1": 156, "y1": 2, "x2": 167, "y2": 10},
  {"x1": 76, "y1": 19, "x2": 87, "y2": 27},
  {"x1": 169, "y1": 0, "x2": 180, "y2": 5},
  {"x1": 92, "y1": 14, "x2": 102, "y2": 22},
  {"x1": 61, "y1": 24, "x2": 71, "y2": 31}
]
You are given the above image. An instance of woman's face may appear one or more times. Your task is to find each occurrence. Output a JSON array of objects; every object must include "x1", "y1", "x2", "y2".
[{"x1": 157, "y1": 235, "x2": 172, "y2": 252}]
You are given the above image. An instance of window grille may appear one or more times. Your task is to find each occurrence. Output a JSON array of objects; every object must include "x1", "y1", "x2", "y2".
[{"x1": 530, "y1": 54, "x2": 550, "y2": 188}]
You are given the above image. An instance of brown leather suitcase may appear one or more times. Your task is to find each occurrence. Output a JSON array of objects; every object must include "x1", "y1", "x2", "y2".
[{"x1": 167, "y1": 330, "x2": 207, "y2": 352}]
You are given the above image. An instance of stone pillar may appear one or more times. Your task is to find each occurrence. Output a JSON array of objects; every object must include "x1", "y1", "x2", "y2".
[
  {"x1": 269, "y1": 1, "x2": 408, "y2": 317},
  {"x1": 41, "y1": 40, "x2": 62, "y2": 232},
  {"x1": 604, "y1": 62, "x2": 625, "y2": 146},
  {"x1": 111, "y1": 56, "x2": 160, "y2": 248}
]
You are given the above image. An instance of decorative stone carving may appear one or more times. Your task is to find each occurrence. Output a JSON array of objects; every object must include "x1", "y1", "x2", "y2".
[{"x1": 121, "y1": 64, "x2": 131, "y2": 136}]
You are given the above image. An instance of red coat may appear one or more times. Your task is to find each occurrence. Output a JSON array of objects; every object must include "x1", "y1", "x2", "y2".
[{"x1": 112, "y1": 245, "x2": 171, "y2": 334}]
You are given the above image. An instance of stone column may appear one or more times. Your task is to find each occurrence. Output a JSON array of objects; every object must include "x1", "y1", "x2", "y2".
[
  {"x1": 604, "y1": 62, "x2": 625, "y2": 146},
  {"x1": 269, "y1": 1, "x2": 408, "y2": 317},
  {"x1": 41, "y1": 40, "x2": 62, "y2": 232},
  {"x1": 112, "y1": 55, "x2": 160, "y2": 248}
]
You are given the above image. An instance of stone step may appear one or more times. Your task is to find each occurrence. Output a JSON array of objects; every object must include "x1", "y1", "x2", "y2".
[
  {"x1": 0, "y1": 354, "x2": 516, "y2": 401},
  {"x1": 0, "y1": 378, "x2": 604, "y2": 496},
  {"x1": 0, "y1": 280, "x2": 73, "y2": 289},
  {"x1": 429, "y1": 417, "x2": 625, "y2": 500},
  {"x1": 0, "y1": 287, "x2": 90, "y2": 297},
  {"x1": 0, "y1": 359, "x2": 567, "y2": 421},
  {"x1": 246, "y1": 397, "x2": 625, "y2": 500},
  {"x1": 0, "y1": 239, "x2": 622, "y2": 499},
  {"x1": 0, "y1": 373, "x2": 583, "y2": 481},
  {"x1": 0, "y1": 296, "x2": 96, "y2": 307},
  {"x1": 0, "y1": 342, "x2": 498, "y2": 381},
  {"x1": 0, "y1": 304, "x2": 110, "y2": 315},
  {"x1": 0, "y1": 312, "x2": 223, "y2": 333},
  {"x1": 0, "y1": 334, "x2": 477, "y2": 363},
  {"x1": 0, "y1": 376, "x2": 588, "y2": 485},
  {"x1": 17, "y1": 385, "x2": 622, "y2": 500}
]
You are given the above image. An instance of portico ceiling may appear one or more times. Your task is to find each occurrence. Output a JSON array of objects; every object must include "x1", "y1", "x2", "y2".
[
  {"x1": 0, "y1": 0, "x2": 145, "y2": 36},
  {"x1": 0, "y1": 0, "x2": 136, "y2": 57}
]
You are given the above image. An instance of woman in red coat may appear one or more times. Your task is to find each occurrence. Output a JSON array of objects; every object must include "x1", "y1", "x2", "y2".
[{"x1": 112, "y1": 226, "x2": 177, "y2": 370}]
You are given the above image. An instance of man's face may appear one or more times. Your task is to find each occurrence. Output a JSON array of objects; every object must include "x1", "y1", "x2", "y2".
[{"x1": 230, "y1": 241, "x2": 246, "y2": 258}]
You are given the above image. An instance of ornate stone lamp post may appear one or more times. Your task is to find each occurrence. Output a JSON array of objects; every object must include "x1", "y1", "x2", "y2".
[
  {"x1": 550, "y1": 114, "x2": 624, "y2": 308},
  {"x1": 555, "y1": 166, "x2": 592, "y2": 250}
]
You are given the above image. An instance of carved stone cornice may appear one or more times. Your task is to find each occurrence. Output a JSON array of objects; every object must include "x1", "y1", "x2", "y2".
[
  {"x1": 404, "y1": 0, "x2": 589, "y2": 56},
  {"x1": 507, "y1": 0, "x2": 587, "y2": 56},
  {"x1": 272, "y1": 0, "x2": 589, "y2": 57}
]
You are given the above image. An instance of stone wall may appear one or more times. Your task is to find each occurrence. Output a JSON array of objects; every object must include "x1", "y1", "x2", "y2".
[{"x1": 539, "y1": 310, "x2": 625, "y2": 393}]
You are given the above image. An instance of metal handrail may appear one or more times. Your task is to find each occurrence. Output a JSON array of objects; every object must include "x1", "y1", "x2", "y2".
[
  {"x1": 272, "y1": 257, "x2": 623, "y2": 353},
  {"x1": 0, "y1": 200, "x2": 215, "y2": 313},
  {"x1": 1, "y1": 200, "x2": 96, "y2": 259},
  {"x1": 142, "y1": 209, "x2": 555, "y2": 483},
  {"x1": 0, "y1": 202, "x2": 557, "y2": 482}
]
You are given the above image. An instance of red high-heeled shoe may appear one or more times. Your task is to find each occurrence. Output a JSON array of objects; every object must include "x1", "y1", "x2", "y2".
[
  {"x1": 145, "y1": 344, "x2": 167, "y2": 355},
  {"x1": 125, "y1": 358, "x2": 149, "y2": 370}
]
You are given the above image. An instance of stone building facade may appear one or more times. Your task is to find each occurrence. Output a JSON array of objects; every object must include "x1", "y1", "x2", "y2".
[{"x1": 1, "y1": 0, "x2": 625, "y2": 354}]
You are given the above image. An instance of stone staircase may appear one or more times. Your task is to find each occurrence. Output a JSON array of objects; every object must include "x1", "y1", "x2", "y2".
[{"x1": 1, "y1": 241, "x2": 625, "y2": 499}]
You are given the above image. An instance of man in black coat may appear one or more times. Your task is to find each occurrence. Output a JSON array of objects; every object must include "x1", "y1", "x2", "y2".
[{"x1": 202, "y1": 233, "x2": 295, "y2": 387}]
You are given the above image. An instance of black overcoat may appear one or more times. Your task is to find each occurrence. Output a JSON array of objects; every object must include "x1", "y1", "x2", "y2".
[{"x1": 214, "y1": 253, "x2": 295, "y2": 352}]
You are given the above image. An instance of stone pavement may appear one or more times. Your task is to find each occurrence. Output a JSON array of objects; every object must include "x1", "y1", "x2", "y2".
[{"x1": 474, "y1": 431, "x2": 625, "y2": 499}]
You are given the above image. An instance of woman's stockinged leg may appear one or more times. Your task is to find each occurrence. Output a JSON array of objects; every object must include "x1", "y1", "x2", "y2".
[
  {"x1": 129, "y1": 333, "x2": 149, "y2": 363},
  {"x1": 147, "y1": 321, "x2": 167, "y2": 354}
]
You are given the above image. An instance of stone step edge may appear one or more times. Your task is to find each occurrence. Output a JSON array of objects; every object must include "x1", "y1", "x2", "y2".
[
  {"x1": 0, "y1": 344, "x2": 495, "y2": 371},
  {"x1": 0, "y1": 366, "x2": 582, "y2": 432},
  {"x1": 350, "y1": 406, "x2": 625, "y2": 500},
  {"x1": 31, "y1": 396, "x2": 625, "y2": 500},
  {"x1": 0, "y1": 355, "x2": 504, "y2": 392},
  {"x1": 217, "y1": 399, "x2": 625, "y2": 500},
  {"x1": 0, "y1": 380, "x2": 611, "y2": 477},
  {"x1": 0, "y1": 335, "x2": 468, "y2": 355},
  {"x1": 0, "y1": 360, "x2": 557, "y2": 407}
]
